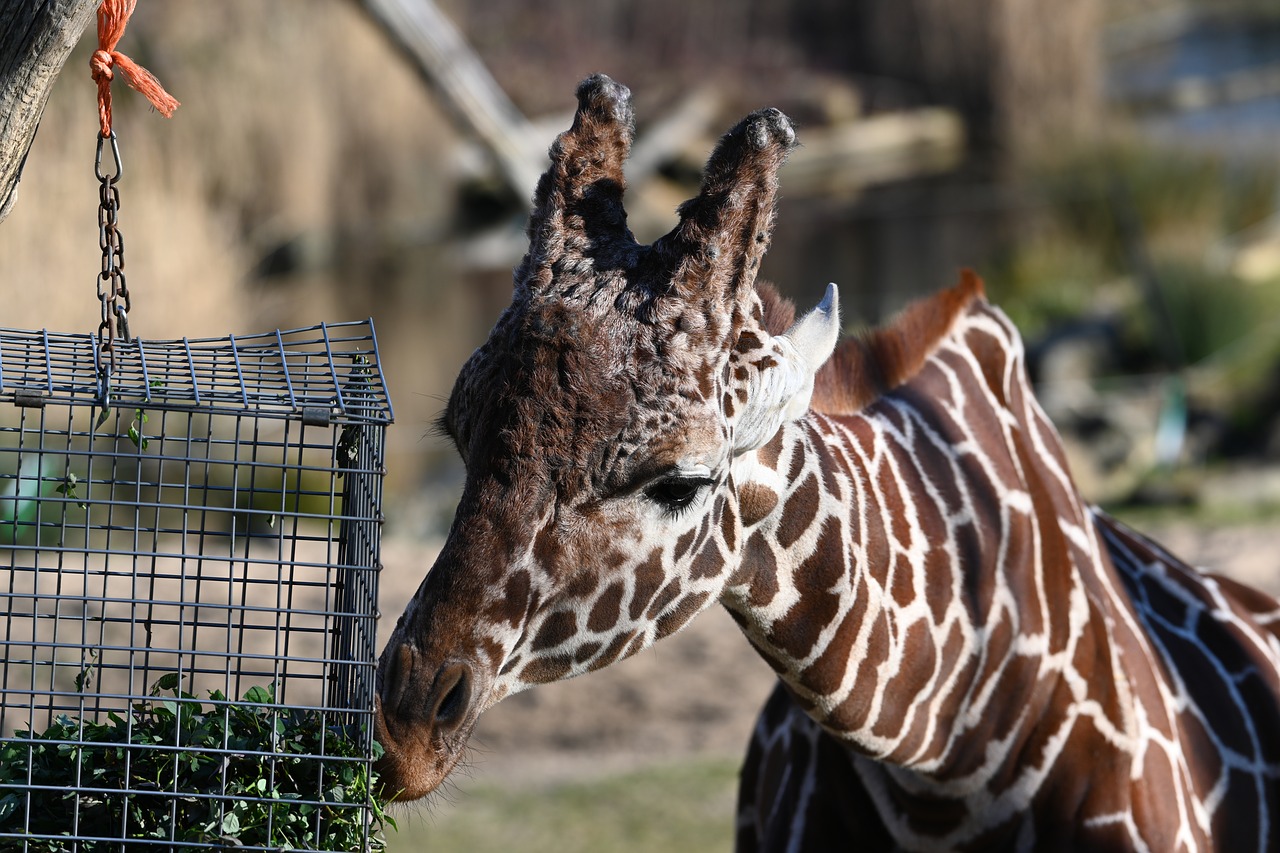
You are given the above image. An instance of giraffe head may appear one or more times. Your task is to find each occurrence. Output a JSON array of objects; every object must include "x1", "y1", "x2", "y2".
[{"x1": 375, "y1": 75, "x2": 840, "y2": 800}]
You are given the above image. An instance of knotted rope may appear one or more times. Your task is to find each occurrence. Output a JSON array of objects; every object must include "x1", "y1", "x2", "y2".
[{"x1": 89, "y1": 0, "x2": 179, "y2": 137}]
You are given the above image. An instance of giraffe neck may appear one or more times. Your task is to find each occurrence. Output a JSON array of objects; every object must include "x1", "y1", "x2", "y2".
[{"x1": 722, "y1": 303, "x2": 1127, "y2": 784}]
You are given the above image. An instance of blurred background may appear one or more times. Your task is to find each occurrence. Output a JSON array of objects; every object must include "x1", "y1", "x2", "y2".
[{"x1": 1, "y1": 0, "x2": 1278, "y2": 849}]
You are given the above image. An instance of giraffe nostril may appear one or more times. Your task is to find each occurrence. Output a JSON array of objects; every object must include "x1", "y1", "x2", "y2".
[
  {"x1": 429, "y1": 662, "x2": 473, "y2": 732},
  {"x1": 438, "y1": 676, "x2": 467, "y2": 722}
]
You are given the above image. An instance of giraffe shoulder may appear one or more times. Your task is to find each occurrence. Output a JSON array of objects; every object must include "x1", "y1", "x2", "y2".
[{"x1": 809, "y1": 270, "x2": 986, "y2": 414}]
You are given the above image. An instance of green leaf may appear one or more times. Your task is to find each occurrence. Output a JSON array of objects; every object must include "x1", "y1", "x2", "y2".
[
  {"x1": 221, "y1": 810, "x2": 240, "y2": 835},
  {"x1": 241, "y1": 684, "x2": 273, "y2": 705},
  {"x1": 153, "y1": 673, "x2": 181, "y2": 693},
  {"x1": 55, "y1": 471, "x2": 79, "y2": 502},
  {"x1": 0, "y1": 793, "x2": 19, "y2": 823}
]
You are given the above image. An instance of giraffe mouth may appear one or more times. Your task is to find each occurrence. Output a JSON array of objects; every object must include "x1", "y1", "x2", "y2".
[{"x1": 374, "y1": 645, "x2": 487, "y2": 801}]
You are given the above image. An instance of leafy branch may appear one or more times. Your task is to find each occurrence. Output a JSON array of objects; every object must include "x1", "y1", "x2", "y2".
[
  {"x1": 0, "y1": 676, "x2": 395, "y2": 851},
  {"x1": 127, "y1": 381, "x2": 165, "y2": 451},
  {"x1": 127, "y1": 407, "x2": 150, "y2": 450},
  {"x1": 55, "y1": 469, "x2": 88, "y2": 510}
]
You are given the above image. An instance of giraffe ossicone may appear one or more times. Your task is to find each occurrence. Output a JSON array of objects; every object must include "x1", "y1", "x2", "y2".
[{"x1": 376, "y1": 75, "x2": 1280, "y2": 851}]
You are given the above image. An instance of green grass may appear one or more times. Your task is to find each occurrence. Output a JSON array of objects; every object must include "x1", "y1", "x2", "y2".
[{"x1": 385, "y1": 757, "x2": 740, "y2": 853}]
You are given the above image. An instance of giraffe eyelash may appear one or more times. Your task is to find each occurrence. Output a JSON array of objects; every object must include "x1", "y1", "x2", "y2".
[
  {"x1": 646, "y1": 476, "x2": 713, "y2": 517},
  {"x1": 430, "y1": 411, "x2": 460, "y2": 451}
]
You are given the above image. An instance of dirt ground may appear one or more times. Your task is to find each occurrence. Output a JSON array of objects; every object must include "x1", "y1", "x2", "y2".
[{"x1": 375, "y1": 512, "x2": 1280, "y2": 792}]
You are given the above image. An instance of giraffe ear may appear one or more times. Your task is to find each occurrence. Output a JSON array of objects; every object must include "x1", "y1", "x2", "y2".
[{"x1": 733, "y1": 284, "x2": 841, "y2": 453}]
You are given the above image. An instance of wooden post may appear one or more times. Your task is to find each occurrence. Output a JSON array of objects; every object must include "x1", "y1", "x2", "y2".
[{"x1": 0, "y1": 0, "x2": 100, "y2": 224}]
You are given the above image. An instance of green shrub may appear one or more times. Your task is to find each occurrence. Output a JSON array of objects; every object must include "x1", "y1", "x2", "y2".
[{"x1": 0, "y1": 677, "x2": 395, "y2": 851}]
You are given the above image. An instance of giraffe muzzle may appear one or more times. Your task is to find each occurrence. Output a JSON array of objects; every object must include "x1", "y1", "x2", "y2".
[
  {"x1": 378, "y1": 643, "x2": 478, "y2": 736},
  {"x1": 374, "y1": 643, "x2": 484, "y2": 800}
]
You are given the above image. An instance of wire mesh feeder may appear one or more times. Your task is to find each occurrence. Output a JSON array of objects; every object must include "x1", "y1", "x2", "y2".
[{"x1": 0, "y1": 319, "x2": 394, "y2": 852}]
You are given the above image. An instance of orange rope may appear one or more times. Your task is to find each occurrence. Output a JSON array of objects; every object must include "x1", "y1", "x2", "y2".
[{"x1": 89, "y1": 0, "x2": 179, "y2": 137}]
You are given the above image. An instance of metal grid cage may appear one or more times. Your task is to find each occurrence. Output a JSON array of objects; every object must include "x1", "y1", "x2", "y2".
[{"x1": 0, "y1": 320, "x2": 393, "y2": 852}]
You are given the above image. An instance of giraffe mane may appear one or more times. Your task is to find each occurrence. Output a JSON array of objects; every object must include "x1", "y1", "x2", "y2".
[{"x1": 758, "y1": 270, "x2": 986, "y2": 415}]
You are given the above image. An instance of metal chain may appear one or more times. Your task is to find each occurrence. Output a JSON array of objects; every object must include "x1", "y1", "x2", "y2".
[{"x1": 95, "y1": 131, "x2": 130, "y2": 374}]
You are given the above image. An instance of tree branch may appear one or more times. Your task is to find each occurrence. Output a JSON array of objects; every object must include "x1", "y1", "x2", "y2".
[
  {"x1": 359, "y1": 0, "x2": 545, "y2": 205},
  {"x1": 0, "y1": 0, "x2": 100, "y2": 225}
]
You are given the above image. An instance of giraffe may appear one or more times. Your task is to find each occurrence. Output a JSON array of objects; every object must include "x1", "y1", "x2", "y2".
[{"x1": 374, "y1": 75, "x2": 1280, "y2": 851}]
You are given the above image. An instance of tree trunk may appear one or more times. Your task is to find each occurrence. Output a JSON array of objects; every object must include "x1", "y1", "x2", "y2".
[
  {"x1": 804, "y1": 0, "x2": 1101, "y2": 161},
  {"x1": 0, "y1": 0, "x2": 100, "y2": 225}
]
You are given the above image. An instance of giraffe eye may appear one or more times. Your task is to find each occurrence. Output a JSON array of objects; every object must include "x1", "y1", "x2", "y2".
[{"x1": 646, "y1": 477, "x2": 711, "y2": 515}]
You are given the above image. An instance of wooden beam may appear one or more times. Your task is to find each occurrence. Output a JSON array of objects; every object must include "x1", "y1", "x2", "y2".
[
  {"x1": 781, "y1": 108, "x2": 965, "y2": 197},
  {"x1": 360, "y1": 0, "x2": 544, "y2": 204},
  {"x1": 0, "y1": 0, "x2": 100, "y2": 225}
]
